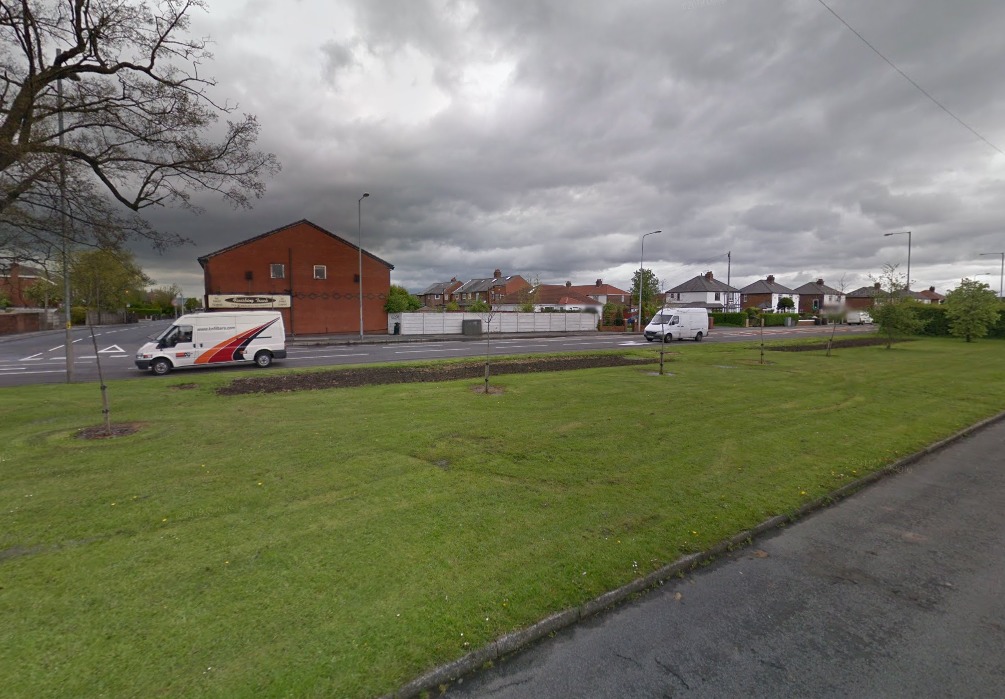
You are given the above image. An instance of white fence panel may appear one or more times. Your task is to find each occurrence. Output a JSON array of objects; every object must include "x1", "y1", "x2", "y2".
[{"x1": 390, "y1": 311, "x2": 598, "y2": 335}]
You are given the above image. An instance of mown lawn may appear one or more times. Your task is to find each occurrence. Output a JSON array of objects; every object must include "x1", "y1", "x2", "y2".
[{"x1": 1, "y1": 338, "x2": 1003, "y2": 697}]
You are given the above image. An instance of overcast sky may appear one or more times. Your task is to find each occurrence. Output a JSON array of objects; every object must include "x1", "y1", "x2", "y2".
[{"x1": 136, "y1": 0, "x2": 1005, "y2": 297}]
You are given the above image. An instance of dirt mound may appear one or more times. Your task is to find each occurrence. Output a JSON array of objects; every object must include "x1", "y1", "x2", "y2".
[{"x1": 217, "y1": 354, "x2": 654, "y2": 395}]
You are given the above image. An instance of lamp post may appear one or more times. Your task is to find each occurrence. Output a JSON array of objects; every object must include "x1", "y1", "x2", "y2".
[
  {"x1": 883, "y1": 230, "x2": 912, "y2": 292},
  {"x1": 638, "y1": 230, "x2": 662, "y2": 332},
  {"x1": 980, "y1": 252, "x2": 1004, "y2": 298},
  {"x1": 357, "y1": 192, "x2": 370, "y2": 340},
  {"x1": 56, "y1": 54, "x2": 75, "y2": 382}
]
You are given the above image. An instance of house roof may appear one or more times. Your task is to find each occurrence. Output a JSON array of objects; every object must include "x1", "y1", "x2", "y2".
[
  {"x1": 501, "y1": 285, "x2": 602, "y2": 306},
  {"x1": 419, "y1": 280, "x2": 460, "y2": 295},
  {"x1": 793, "y1": 280, "x2": 842, "y2": 296},
  {"x1": 0, "y1": 263, "x2": 46, "y2": 278},
  {"x1": 918, "y1": 287, "x2": 945, "y2": 302},
  {"x1": 455, "y1": 275, "x2": 525, "y2": 294},
  {"x1": 196, "y1": 219, "x2": 394, "y2": 269},
  {"x1": 847, "y1": 284, "x2": 882, "y2": 298},
  {"x1": 738, "y1": 277, "x2": 796, "y2": 294},
  {"x1": 667, "y1": 274, "x2": 738, "y2": 294},
  {"x1": 566, "y1": 282, "x2": 630, "y2": 297}
]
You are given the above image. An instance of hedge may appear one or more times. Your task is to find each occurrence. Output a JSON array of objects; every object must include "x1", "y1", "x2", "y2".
[{"x1": 709, "y1": 312, "x2": 746, "y2": 327}]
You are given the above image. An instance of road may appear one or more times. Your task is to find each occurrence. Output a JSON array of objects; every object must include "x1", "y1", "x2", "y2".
[
  {"x1": 446, "y1": 418, "x2": 1005, "y2": 698},
  {"x1": 0, "y1": 321, "x2": 874, "y2": 387}
]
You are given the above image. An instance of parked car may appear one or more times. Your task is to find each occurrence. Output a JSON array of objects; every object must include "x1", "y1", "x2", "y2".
[{"x1": 846, "y1": 310, "x2": 873, "y2": 325}]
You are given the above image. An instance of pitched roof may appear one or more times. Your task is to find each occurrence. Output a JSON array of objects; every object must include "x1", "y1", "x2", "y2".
[
  {"x1": 667, "y1": 274, "x2": 738, "y2": 294},
  {"x1": 738, "y1": 277, "x2": 796, "y2": 294},
  {"x1": 419, "y1": 280, "x2": 460, "y2": 295},
  {"x1": 501, "y1": 285, "x2": 602, "y2": 306},
  {"x1": 566, "y1": 282, "x2": 630, "y2": 297},
  {"x1": 847, "y1": 284, "x2": 882, "y2": 298},
  {"x1": 196, "y1": 219, "x2": 394, "y2": 269},
  {"x1": 918, "y1": 287, "x2": 945, "y2": 302},
  {"x1": 793, "y1": 280, "x2": 842, "y2": 296},
  {"x1": 455, "y1": 275, "x2": 524, "y2": 294}
]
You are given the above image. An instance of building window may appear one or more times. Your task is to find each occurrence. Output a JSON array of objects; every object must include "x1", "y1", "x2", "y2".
[
  {"x1": 313, "y1": 265, "x2": 327, "y2": 280},
  {"x1": 434, "y1": 294, "x2": 441, "y2": 300},
  {"x1": 714, "y1": 292, "x2": 721, "y2": 301},
  {"x1": 270, "y1": 263, "x2": 285, "y2": 279},
  {"x1": 813, "y1": 299, "x2": 820, "y2": 310}
]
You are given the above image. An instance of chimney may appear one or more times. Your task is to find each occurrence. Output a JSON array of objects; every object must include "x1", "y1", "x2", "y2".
[
  {"x1": 704, "y1": 271, "x2": 714, "y2": 281},
  {"x1": 596, "y1": 279, "x2": 603, "y2": 287},
  {"x1": 874, "y1": 282, "x2": 881, "y2": 289},
  {"x1": 493, "y1": 269, "x2": 502, "y2": 278},
  {"x1": 929, "y1": 286, "x2": 935, "y2": 292},
  {"x1": 565, "y1": 281, "x2": 572, "y2": 287},
  {"x1": 450, "y1": 276, "x2": 457, "y2": 282},
  {"x1": 816, "y1": 278, "x2": 824, "y2": 285},
  {"x1": 766, "y1": 275, "x2": 775, "y2": 284}
]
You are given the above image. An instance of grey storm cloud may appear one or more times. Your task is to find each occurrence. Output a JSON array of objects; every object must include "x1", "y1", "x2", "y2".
[{"x1": 130, "y1": 0, "x2": 1005, "y2": 298}]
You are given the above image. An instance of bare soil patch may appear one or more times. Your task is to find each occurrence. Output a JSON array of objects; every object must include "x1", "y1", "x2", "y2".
[
  {"x1": 217, "y1": 354, "x2": 653, "y2": 395},
  {"x1": 76, "y1": 422, "x2": 145, "y2": 440},
  {"x1": 769, "y1": 336, "x2": 908, "y2": 352}
]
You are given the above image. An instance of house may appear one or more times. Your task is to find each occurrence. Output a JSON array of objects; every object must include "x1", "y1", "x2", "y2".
[
  {"x1": 453, "y1": 269, "x2": 530, "y2": 308},
  {"x1": 0, "y1": 262, "x2": 54, "y2": 307},
  {"x1": 792, "y1": 279, "x2": 844, "y2": 314},
  {"x1": 566, "y1": 279, "x2": 632, "y2": 306},
  {"x1": 738, "y1": 275, "x2": 799, "y2": 312},
  {"x1": 418, "y1": 278, "x2": 462, "y2": 309},
  {"x1": 917, "y1": 286, "x2": 945, "y2": 304},
  {"x1": 845, "y1": 282, "x2": 882, "y2": 310},
  {"x1": 664, "y1": 271, "x2": 739, "y2": 311},
  {"x1": 197, "y1": 219, "x2": 394, "y2": 335},
  {"x1": 496, "y1": 282, "x2": 604, "y2": 314}
]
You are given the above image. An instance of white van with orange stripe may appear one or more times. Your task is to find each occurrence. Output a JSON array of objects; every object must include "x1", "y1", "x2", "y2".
[{"x1": 135, "y1": 311, "x2": 286, "y2": 375}]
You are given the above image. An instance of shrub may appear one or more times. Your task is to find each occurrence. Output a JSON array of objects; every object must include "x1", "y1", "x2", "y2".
[{"x1": 710, "y1": 312, "x2": 746, "y2": 326}]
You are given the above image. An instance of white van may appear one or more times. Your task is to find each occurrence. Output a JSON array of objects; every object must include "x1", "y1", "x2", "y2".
[
  {"x1": 845, "y1": 310, "x2": 873, "y2": 325},
  {"x1": 135, "y1": 311, "x2": 286, "y2": 375},
  {"x1": 644, "y1": 307, "x2": 710, "y2": 342}
]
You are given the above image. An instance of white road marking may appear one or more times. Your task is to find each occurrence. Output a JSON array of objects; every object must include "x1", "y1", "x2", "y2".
[
  {"x1": 288, "y1": 353, "x2": 369, "y2": 360},
  {"x1": 21, "y1": 353, "x2": 43, "y2": 360},
  {"x1": 392, "y1": 348, "x2": 469, "y2": 354},
  {"x1": 99, "y1": 345, "x2": 125, "y2": 353}
]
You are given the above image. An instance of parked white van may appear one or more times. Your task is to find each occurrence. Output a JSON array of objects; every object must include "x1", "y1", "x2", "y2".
[
  {"x1": 135, "y1": 311, "x2": 286, "y2": 375},
  {"x1": 845, "y1": 310, "x2": 873, "y2": 325},
  {"x1": 644, "y1": 307, "x2": 710, "y2": 342}
]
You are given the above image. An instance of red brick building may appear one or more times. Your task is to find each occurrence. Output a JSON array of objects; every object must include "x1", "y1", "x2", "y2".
[
  {"x1": 198, "y1": 220, "x2": 394, "y2": 335},
  {"x1": 0, "y1": 262, "x2": 50, "y2": 307}
]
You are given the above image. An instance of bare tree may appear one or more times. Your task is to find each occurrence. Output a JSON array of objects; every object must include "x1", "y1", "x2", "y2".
[{"x1": 0, "y1": 0, "x2": 280, "y2": 256}]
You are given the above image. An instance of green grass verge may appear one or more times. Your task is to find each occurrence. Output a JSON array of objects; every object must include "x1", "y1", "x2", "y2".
[{"x1": 2, "y1": 338, "x2": 1004, "y2": 697}]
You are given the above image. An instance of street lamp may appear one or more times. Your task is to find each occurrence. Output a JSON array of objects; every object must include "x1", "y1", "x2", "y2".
[
  {"x1": 357, "y1": 192, "x2": 370, "y2": 340},
  {"x1": 56, "y1": 52, "x2": 80, "y2": 382},
  {"x1": 638, "y1": 230, "x2": 662, "y2": 332},
  {"x1": 979, "y1": 252, "x2": 1004, "y2": 298},
  {"x1": 883, "y1": 230, "x2": 912, "y2": 292}
]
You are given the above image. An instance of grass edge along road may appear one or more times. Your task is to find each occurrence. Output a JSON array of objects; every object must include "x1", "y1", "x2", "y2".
[{"x1": 1, "y1": 338, "x2": 1003, "y2": 698}]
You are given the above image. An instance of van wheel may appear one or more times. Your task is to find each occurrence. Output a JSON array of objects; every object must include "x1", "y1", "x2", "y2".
[
  {"x1": 694, "y1": 331, "x2": 703, "y2": 342},
  {"x1": 254, "y1": 350, "x2": 273, "y2": 368},
  {"x1": 151, "y1": 358, "x2": 172, "y2": 376},
  {"x1": 663, "y1": 334, "x2": 672, "y2": 343}
]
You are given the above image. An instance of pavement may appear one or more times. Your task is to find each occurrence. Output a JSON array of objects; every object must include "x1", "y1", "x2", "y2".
[{"x1": 393, "y1": 412, "x2": 1005, "y2": 699}]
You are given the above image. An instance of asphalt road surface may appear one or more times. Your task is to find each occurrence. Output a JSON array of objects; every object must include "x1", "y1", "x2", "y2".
[
  {"x1": 447, "y1": 418, "x2": 1005, "y2": 698},
  {"x1": 0, "y1": 321, "x2": 874, "y2": 387}
]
